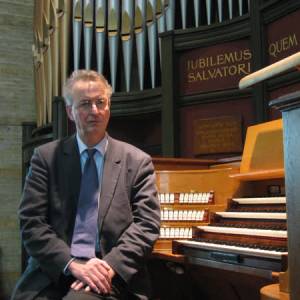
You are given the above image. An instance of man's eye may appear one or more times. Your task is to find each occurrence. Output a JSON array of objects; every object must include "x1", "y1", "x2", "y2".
[
  {"x1": 80, "y1": 101, "x2": 90, "y2": 107},
  {"x1": 96, "y1": 99, "x2": 104, "y2": 105},
  {"x1": 76, "y1": 99, "x2": 107, "y2": 110}
]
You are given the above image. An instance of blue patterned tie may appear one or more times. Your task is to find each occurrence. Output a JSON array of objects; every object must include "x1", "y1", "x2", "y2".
[{"x1": 71, "y1": 149, "x2": 99, "y2": 258}]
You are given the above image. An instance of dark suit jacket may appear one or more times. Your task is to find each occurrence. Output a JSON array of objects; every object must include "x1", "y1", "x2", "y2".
[{"x1": 11, "y1": 135, "x2": 160, "y2": 300}]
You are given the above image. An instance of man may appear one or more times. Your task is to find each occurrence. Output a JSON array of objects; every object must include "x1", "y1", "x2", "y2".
[{"x1": 11, "y1": 70, "x2": 161, "y2": 300}]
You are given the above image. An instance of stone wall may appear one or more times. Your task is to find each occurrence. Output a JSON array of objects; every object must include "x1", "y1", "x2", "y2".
[{"x1": 0, "y1": 1, "x2": 35, "y2": 299}]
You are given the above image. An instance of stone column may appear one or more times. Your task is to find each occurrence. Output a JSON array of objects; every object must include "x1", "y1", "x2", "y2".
[{"x1": 0, "y1": 1, "x2": 35, "y2": 299}]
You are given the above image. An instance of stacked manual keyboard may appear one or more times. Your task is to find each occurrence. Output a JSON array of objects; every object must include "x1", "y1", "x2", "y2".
[{"x1": 173, "y1": 197, "x2": 288, "y2": 273}]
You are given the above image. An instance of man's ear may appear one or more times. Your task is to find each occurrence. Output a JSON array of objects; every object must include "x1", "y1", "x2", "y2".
[{"x1": 66, "y1": 105, "x2": 74, "y2": 121}]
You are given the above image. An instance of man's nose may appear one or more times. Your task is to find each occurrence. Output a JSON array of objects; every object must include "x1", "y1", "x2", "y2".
[{"x1": 90, "y1": 102, "x2": 99, "y2": 112}]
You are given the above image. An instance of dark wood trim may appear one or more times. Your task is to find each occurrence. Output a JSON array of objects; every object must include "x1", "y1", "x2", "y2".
[
  {"x1": 169, "y1": 16, "x2": 251, "y2": 50},
  {"x1": 111, "y1": 88, "x2": 162, "y2": 116},
  {"x1": 161, "y1": 31, "x2": 178, "y2": 157},
  {"x1": 179, "y1": 88, "x2": 251, "y2": 107},
  {"x1": 267, "y1": 71, "x2": 300, "y2": 93},
  {"x1": 152, "y1": 157, "x2": 217, "y2": 170},
  {"x1": 269, "y1": 90, "x2": 300, "y2": 111},
  {"x1": 52, "y1": 96, "x2": 68, "y2": 139},
  {"x1": 250, "y1": 0, "x2": 268, "y2": 123},
  {"x1": 262, "y1": 0, "x2": 300, "y2": 24}
]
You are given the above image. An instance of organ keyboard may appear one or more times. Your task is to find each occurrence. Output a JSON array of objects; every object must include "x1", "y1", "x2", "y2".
[
  {"x1": 215, "y1": 212, "x2": 287, "y2": 220},
  {"x1": 231, "y1": 196, "x2": 286, "y2": 204},
  {"x1": 149, "y1": 119, "x2": 287, "y2": 300},
  {"x1": 173, "y1": 194, "x2": 288, "y2": 272},
  {"x1": 172, "y1": 120, "x2": 287, "y2": 275},
  {"x1": 153, "y1": 166, "x2": 242, "y2": 252},
  {"x1": 173, "y1": 239, "x2": 287, "y2": 261},
  {"x1": 193, "y1": 225, "x2": 287, "y2": 238}
]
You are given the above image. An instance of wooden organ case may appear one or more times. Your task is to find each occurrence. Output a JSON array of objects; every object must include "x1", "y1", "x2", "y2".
[
  {"x1": 149, "y1": 119, "x2": 287, "y2": 300},
  {"x1": 154, "y1": 161, "x2": 241, "y2": 254}
]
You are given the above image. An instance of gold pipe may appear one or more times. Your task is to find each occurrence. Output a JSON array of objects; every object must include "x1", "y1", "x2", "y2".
[
  {"x1": 134, "y1": 6, "x2": 143, "y2": 34},
  {"x1": 108, "y1": 1, "x2": 120, "y2": 91},
  {"x1": 121, "y1": 12, "x2": 131, "y2": 41},
  {"x1": 95, "y1": 5, "x2": 105, "y2": 32},
  {"x1": 146, "y1": 1, "x2": 154, "y2": 26},
  {"x1": 108, "y1": 8, "x2": 118, "y2": 37},
  {"x1": 32, "y1": 40, "x2": 42, "y2": 127},
  {"x1": 43, "y1": 0, "x2": 52, "y2": 123},
  {"x1": 60, "y1": 0, "x2": 71, "y2": 90},
  {"x1": 50, "y1": 0, "x2": 59, "y2": 97},
  {"x1": 156, "y1": 0, "x2": 163, "y2": 19}
]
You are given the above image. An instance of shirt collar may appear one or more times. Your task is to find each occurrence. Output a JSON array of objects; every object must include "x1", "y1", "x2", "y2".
[{"x1": 76, "y1": 133, "x2": 108, "y2": 157}]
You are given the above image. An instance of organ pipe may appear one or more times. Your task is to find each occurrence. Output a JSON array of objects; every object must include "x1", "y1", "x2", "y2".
[
  {"x1": 95, "y1": 0, "x2": 106, "y2": 74},
  {"x1": 108, "y1": 0, "x2": 120, "y2": 92},
  {"x1": 83, "y1": 0, "x2": 94, "y2": 69},
  {"x1": 121, "y1": 0, "x2": 134, "y2": 92},
  {"x1": 135, "y1": 0, "x2": 147, "y2": 90}
]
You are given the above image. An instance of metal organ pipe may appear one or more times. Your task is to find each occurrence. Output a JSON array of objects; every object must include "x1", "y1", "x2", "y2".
[
  {"x1": 194, "y1": 0, "x2": 200, "y2": 27},
  {"x1": 165, "y1": 0, "x2": 175, "y2": 31},
  {"x1": 147, "y1": 0, "x2": 158, "y2": 88},
  {"x1": 108, "y1": 0, "x2": 120, "y2": 92},
  {"x1": 180, "y1": 0, "x2": 187, "y2": 29},
  {"x1": 122, "y1": 0, "x2": 134, "y2": 92},
  {"x1": 83, "y1": 0, "x2": 94, "y2": 70},
  {"x1": 95, "y1": 0, "x2": 106, "y2": 75},
  {"x1": 135, "y1": 0, "x2": 146, "y2": 91},
  {"x1": 206, "y1": 0, "x2": 212, "y2": 25},
  {"x1": 157, "y1": 0, "x2": 166, "y2": 69},
  {"x1": 32, "y1": 0, "x2": 252, "y2": 127},
  {"x1": 73, "y1": 0, "x2": 82, "y2": 70}
]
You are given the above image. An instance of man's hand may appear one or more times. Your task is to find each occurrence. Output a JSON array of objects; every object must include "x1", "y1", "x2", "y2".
[{"x1": 68, "y1": 258, "x2": 115, "y2": 294}]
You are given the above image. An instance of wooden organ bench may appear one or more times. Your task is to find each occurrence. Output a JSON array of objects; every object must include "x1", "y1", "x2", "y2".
[{"x1": 260, "y1": 271, "x2": 289, "y2": 300}]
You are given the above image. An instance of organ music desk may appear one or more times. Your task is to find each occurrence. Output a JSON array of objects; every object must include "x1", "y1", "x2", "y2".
[{"x1": 149, "y1": 119, "x2": 287, "y2": 300}]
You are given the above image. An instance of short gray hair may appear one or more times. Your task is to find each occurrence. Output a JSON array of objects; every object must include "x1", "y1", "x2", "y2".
[{"x1": 63, "y1": 70, "x2": 112, "y2": 105}]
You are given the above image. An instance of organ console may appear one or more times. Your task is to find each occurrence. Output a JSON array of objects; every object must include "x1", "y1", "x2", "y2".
[
  {"x1": 150, "y1": 119, "x2": 287, "y2": 300},
  {"x1": 154, "y1": 165, "x2": 241, "y2": 253}
]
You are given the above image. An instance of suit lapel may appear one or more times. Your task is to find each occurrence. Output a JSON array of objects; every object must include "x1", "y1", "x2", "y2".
[
  {"x1": 61, "y1": 135, "x2": 81, "y2": 241},
  {"x1": 98, "y1": 137, "x2": 122, "y2": 232}
]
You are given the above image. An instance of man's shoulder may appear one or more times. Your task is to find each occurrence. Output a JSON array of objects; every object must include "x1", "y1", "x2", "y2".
[{"x1": 36, "y1": 135, "x2": 75, "y2": 154}]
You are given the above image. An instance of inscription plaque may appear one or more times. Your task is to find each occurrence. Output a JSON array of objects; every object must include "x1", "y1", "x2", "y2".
[
  {"x1": 267, "y1": 9, "x2": 300, "y2": 64},
  {"x1": 193, "y1": 115, "x2": 243, "y2": 155},
  {"x1": 179, "y1": 39, "x2": 252, "y2": 96}
]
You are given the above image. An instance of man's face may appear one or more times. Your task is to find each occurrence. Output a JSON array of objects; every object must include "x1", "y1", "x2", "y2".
[{"x1": 66, "y1": 80, "x2": 110, "y2": 146}]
